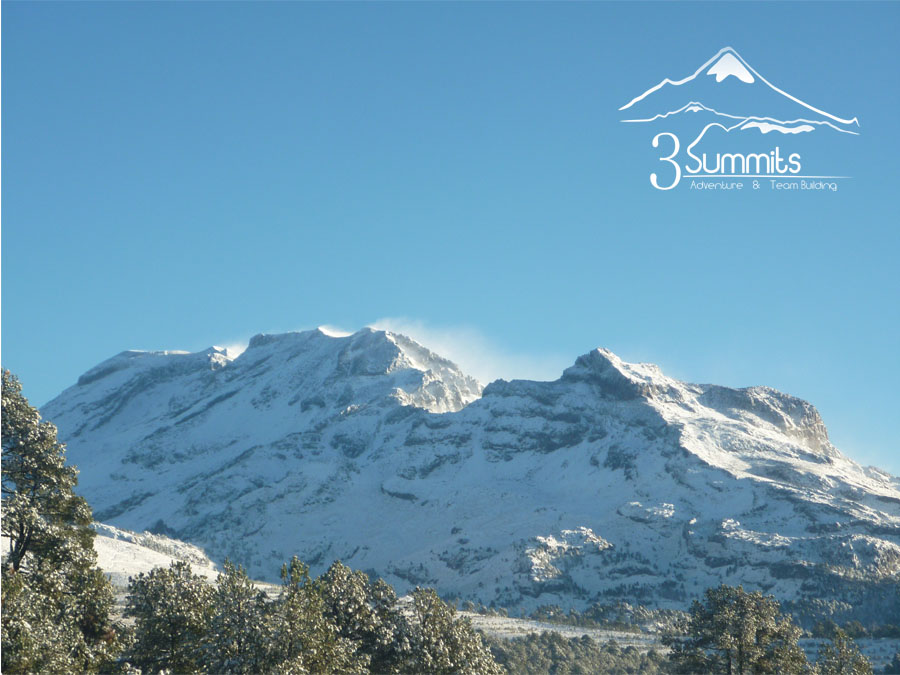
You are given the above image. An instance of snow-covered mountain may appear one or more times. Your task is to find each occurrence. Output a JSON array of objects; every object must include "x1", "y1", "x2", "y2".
[{"x1": 43, "y1": 328, "x2": 900, "y2": 623}]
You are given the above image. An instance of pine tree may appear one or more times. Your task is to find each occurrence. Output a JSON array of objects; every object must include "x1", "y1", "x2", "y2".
[
  {"x1": 317, "y1": 561, "x2": 412, "y2": 672},
  {"x1": 667, "y1": 584, "x2": 808, "y2": 675},
  {"x1": 200, "y1": 560, "x2": 271, "y2": 674},
  {"x1": 816, "y1": 628, "x2": 873, "y2": 675},
  {"x1": 368, "y1": 577, "x2": 414, "y2": 673},
  {"x1": 1, "y1": 567, "x2": 86, "y2": 672},
  {"x1": 125, "y1": 560, "x2": 214, "y2": 673},
  {"x1": 1, "y1": 370, "x2": 122, "y2": 673},
  {"x1": 269, "y1": 557, "x2": 366, "y2": 674},
  {"x1": 408, "y1": 587, "x2": 504, "y2": 675}
]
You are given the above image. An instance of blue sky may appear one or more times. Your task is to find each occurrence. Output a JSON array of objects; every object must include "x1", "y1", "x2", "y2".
[{"x1": 3, "y1": 2, "x2": 898, "y2": 473}]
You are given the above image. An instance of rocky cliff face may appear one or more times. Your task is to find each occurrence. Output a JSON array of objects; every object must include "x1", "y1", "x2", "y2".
[{"x1": 43, "y1": 328, "x2": 900, "y2": 623}]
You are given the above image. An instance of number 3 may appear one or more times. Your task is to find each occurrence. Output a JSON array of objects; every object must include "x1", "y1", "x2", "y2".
[{"x1": 651, "y1": 132, "x2": 681, "y2": 191}]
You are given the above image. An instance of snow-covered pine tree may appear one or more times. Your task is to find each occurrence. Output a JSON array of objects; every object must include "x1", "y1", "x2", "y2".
[
  {"x1": 269, "y1": 556, "x2": 367, "y2": 674},
  {"x1": 408, "y1": 587, "x2": 504, "y2": 675},
  {"x1": 1, "y1": 370, "x2": 122, "y2": 673},
  {"x1": 368, "y1": 577, "x2": 414, "y2": 673},
  {"x1": 200, "y1": 560, "x2": 271, "y2": 674},
  {"x1": 125, "y1": 560, "x2": 214, "y2": 673},
  {"x1": 666, "y1": 584, "x2": 808, "y2": 674},
  {"x1": 816, "y1": 628, "x2": 874, "y2": 675},
  {"x1": 317, "y1": 560, "x2": 416, "y2": 672}
]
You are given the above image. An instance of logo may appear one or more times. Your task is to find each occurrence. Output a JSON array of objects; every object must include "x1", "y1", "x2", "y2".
[{"x1": 620, "y1": 47, "x2": 859, "y2": 191}]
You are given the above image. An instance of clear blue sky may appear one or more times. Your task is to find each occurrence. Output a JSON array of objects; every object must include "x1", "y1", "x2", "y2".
[{"x1": 3, "y1": 2, "x2": 898, "y2": 473}]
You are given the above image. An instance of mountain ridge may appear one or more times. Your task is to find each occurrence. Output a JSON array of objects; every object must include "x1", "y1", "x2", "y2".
[{"x1": 42, "y1": 328, "x2": 900, "y2": 624}]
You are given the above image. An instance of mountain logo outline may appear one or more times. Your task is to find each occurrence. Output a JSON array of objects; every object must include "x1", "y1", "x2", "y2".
[{"x1": 618, "y1": 46, "x2": 860, "y2": 138}]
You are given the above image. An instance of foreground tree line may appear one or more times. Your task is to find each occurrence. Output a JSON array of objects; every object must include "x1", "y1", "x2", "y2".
[
  {"x1": 123, "y1": 557, "x2": 501, "y2": 674},
  {"x1": 489, "y1": 585, "x2": 887, "y2": 675},
  {"x1": 1, "y1": 370, "x2": 894, "y2": 674}
]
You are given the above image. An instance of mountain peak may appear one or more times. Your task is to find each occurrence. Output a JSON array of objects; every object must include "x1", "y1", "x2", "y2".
[
  {"x1": 61, "y1": 325, "x2": 483, "y2": 419},
  {"x1": 75, "y1": 346, "x2": 231, "y2": 388},
  {"x1": 561, "y1": 347, "x2": 672, "y2": 400},
  {"x1": 706, "y1": 50, "x2": 755, "y2": 83},
  {"x1": 559, "y1": 348, "x2": 836, "y2": 457}
]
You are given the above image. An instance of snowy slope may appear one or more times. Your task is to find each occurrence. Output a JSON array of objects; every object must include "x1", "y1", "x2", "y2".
[
  {"x1": 43, "y1": 328, "x2": 900, "y2": 623},
  {"x1": 90, "y1": 523, "x2": 221, "y2": 588}
]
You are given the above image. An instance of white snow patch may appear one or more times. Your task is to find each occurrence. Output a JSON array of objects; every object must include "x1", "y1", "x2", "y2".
[
  {"x1": 741, "y1": 120, "x2": 815, "y2": 134},
  {"x1": 318, "y1": 325, "x2": 354, "y2": 338},
  {"x1": 706, "y1": 52, "x2": 755, "y2": 83},
  {"x1": 91, "y1": 523, "x2": 220, "y2": 587}
]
